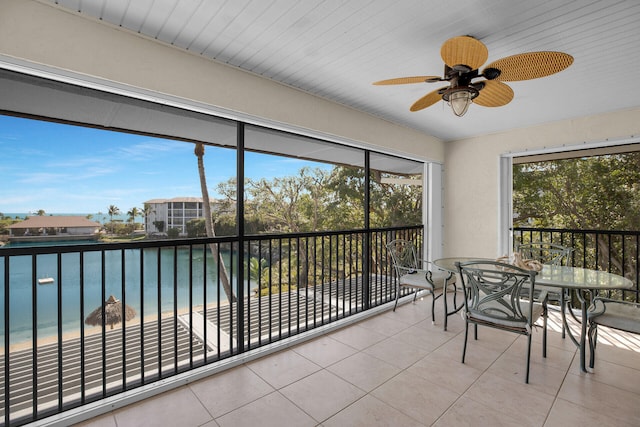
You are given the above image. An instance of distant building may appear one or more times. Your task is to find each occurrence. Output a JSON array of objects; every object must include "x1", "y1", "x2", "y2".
[
  {"x1": 144, "y1": 197, "x2": 223, "y2": 236},
  {"x1": 8, "y1": 216, "x2": 102, "y2": 242}
]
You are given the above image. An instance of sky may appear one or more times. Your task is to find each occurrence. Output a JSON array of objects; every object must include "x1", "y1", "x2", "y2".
[{"x1": 0, "y1": 115, "x2": 323, "y2": 215}]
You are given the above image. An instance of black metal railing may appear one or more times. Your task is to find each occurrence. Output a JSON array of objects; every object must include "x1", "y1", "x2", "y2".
[
  {"x1": 513, "y1": 227, "x2": 640, "y2": 301},
  {"x1": 0, "y1": 225, "x2": 422, "y2": 425}
]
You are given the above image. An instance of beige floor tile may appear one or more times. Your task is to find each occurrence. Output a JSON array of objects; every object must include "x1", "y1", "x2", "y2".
[
  {"x1": 487, "y1": 350, "x2": 566, "y2": 396},
  {"x1": 590, "y1": 338, "x2": 640, "y2": 369},
  {"x1": 433, "y1": 396, "x2": 526, "y2": 427},
  {"x1": 392, "y1": 322, "x2": 457, "y2": 352},
  {"x1": 464, "y1": 373, "x2": 554, "y2": 427},
  {"x1": 188, "y1": 365, "x2": 274, "y2": 418},
  {"x1": 382, "y1": 299, "x2": 432, "y2": 325},
  {"x1": 247, "y1": 347, "x2": 321, "y2": 389},
  {"x1": 72, "y1": 414, "x2": 117, "y2": 427},
  {"x1": 507, "y1": 334, "x2": 576, "y2": 372},
  {"x1": 559, "y1": 372, "x2": 640, "y2": 425},
  {"x1": 370, "y1": 370, "x2": 460, "y2": 425},
  {"x1": 279, "y1": 369, "x2": 365, "y2": 422},
  {"x1": 530, "y1": 313, "x2": 580, "y2": 353},
  {"x1": 113, "y1": 387, "x2": 212, "y2": 427},
  {"x1": 322, "y1": 394, "x2": 424, "y2": 427},
  {"x1": 464, "y1": 325, "x2": 519, "y2": 351},
  {"x1": 440, "y1": 334, "x2": 507, "y2": 371},
  {"x1": 584, "y1": 357, "x2": 640, "y2": 394},
  {"x1": 329, "y1": 323, "x2": 388, "y2": 350},
  {"x1": 215, "y1": 391, "x2": 316, "y2": 427},
  {"x1": 327, "y1": 351, "x2": 401, "y2": 391},
  {"x1": 292, "y1": 335, "x2": 358, "y2": 367},
  {"x1": 545, "y1": 398, "x2": 637, "y2": 427},
  {"x1": 363, "y1": 336, "x2": 432, "y2": 369},
  {"x1": 357, "y1": 313, "x2": 412, "y2": 336},
  {"x1": 407, "y1": 350, "x2": 483, "y2": 394}
]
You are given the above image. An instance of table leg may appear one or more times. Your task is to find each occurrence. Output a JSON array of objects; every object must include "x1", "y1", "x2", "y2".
[
  {"x1": 576, "y1": 289, "x2": 591, "y2": 373},
  {"x1": 561, "y1": 289, "x2": 580, "y2": 348},
  {"x1": 443, "y1": 272, "x2": 462, "y2": 331},
  {"x1": 428, "y1": 271, "x2": 459, "y2": 331},
  {"x1": 560, "y1": 288, "x2": 589, "y2": 372},
  {"x1": 443, "y1": 274, "x2": 449, "y2": 330}
]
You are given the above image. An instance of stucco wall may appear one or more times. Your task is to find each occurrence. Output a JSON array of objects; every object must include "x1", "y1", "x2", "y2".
[
  {"x1": 444, "y1": 107, "x2": 640, "y2": 258},
  {"x1": 0, "y1": 0, "x2": 443, "y2": 161}
]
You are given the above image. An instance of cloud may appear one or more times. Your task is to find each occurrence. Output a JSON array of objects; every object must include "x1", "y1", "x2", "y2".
[
  {"x1": 17, "y1": 172, "x2": 73, "y2": 185},
  {"x1": 114, "y1": 140, "x2": 185, "y2": 160}
]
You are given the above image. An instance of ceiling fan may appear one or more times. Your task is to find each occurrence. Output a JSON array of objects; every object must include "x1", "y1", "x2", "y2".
[{"x1": 373, "y1": 36, "x2": 573, "y2": 117}]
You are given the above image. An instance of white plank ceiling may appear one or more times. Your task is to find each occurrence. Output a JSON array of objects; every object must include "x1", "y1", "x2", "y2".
[{"x1": 44, "y1": 0, "x2": 640, "y2": 142}]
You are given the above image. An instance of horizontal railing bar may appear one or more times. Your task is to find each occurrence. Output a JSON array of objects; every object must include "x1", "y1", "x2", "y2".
[{"x1": 513, "y1": 226, "x2": 640, "y2": 237}]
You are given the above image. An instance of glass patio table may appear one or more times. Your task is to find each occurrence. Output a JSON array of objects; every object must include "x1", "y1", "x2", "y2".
[{"x1": 434, "y1": 257, "x2": 635, "y2": 372}]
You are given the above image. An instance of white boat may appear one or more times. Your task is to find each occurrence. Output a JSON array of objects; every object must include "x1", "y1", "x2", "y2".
[{"x1": 38, "y1": 277, "x2": 55, "y2": 285}]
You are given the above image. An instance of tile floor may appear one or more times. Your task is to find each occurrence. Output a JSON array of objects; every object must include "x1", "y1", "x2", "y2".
[{"x1": 73, "y1": 295, "x2": 640, "y2": 427}]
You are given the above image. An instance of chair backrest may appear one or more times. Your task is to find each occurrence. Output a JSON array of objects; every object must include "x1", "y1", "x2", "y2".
[
  {"x1": 386, "y1": 239, "x2": 419, "y2": 277},
  {"x1": 515, "y1": 242, "x2": 573, "y2": 266},
  {"x1": 456, "y1": 260, "x2": 537, "y2": 328}
]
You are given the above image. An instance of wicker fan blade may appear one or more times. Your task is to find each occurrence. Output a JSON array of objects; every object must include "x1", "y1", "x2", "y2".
[
  {"x1": 373, "y1": 76, "x2": 441, "y2": 85},
  {"x1": 410, "y1": 88, "x2": 445, "y2": 111},
  {"x1": 474, "y1": 80, "x2": 514, "y2": 107},
  {"x1": 487, "y1": 51, "x2": 573, "y2": 81},
  {"x1": 441, "y1": 36, "x2": 488, "y2": 70}
]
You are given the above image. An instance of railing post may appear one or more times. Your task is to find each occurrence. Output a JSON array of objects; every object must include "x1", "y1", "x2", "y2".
[
  {"x1": 236, "y1": 122, "x2": 246, "y2": 353},
  {"x1": 363, "y1": 151, "x2": 371, "y2": 310}
]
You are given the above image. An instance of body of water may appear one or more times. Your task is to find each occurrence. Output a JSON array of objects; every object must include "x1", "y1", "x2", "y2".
[
  {"x1": 2, "y1": 212, "x2": 143, "y2": 224},
  {"x1": 1, "y1": 246, "x2": 237, "y2": 346}
]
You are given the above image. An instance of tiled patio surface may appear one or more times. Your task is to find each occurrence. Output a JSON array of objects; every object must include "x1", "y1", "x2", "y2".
[{"x1": 73, "y1": 294, "x2": 640, "y2": 427}]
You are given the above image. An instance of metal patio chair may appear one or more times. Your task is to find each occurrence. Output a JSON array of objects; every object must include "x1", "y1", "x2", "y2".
[
  {"x1": 386, "y1": 239, "x2": 458, "y2": 329},
  {"x1": 456, "y1": 260, "x2": 548, "y2": 383},
  {"x1": 516, "y1": 242, "x2": 573, "y2": 337},
  {"x1": 588, "y1": 297, "x2": 640, "y2": 368}
]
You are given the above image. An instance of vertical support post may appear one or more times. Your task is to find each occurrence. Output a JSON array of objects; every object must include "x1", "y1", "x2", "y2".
[
  {"x1": 363, "y1": 150, "x2": 371, "y2": 309},
  {"x1": 498, "y1": 155, "x2": 513, "y2": 256},
  {"x1": 236, "y1": 122, "x2": 245, "y2": 353},
  {"x1": 426, "y1": 162, "x2": 444, "y2": 262}
]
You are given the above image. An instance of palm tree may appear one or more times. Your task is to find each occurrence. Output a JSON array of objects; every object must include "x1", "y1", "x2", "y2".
[
  {"x1": 195, "y1": 142, "x2": 236, "y2": 303},
  {"x1": 108, "y1": 205, "x2": 120, "y2": 234},
  {"x1": 127, "y1": 206, "x2": 142, "y2": 228}
]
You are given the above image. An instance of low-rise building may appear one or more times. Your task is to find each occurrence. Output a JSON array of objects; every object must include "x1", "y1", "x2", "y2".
[
  {"x1": 8, "y1": 216, "x2": 102, "y2": 242},
  {"x1": 144, "y1": 197, "x2": 222, "y2": 236}
]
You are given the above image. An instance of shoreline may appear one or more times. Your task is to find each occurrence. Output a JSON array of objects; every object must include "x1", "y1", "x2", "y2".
[{"x1": 1, "y1": 300, "x2": 229, "y2": 354}]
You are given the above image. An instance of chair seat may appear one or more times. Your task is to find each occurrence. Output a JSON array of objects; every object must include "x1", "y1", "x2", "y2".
[
  {"x1": 590, "y1": 302, "x2": 640, "y2": 334},
  {"x1": 398, "y1": 269, "x2": 435, "y2": 290},
  {"x1": 469, "y1": 299, "x2": 544, "y2": 330}
]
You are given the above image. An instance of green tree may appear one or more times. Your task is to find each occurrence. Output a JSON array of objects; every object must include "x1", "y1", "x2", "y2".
[
  {"x1": 36, "y1": 209, "x2": 46, "y2": 216},
  {"x1": 108, "y1": 205, "x2": 120, "y2": 234},
  {"x1": 127, "y1": 207, "x2": 142, "y2": 228},
  {"x1": 513, "y1": 153, "x2": 640, "y2": 230},
  {"x1": 167, "y1": 227, "x2": 180, "y2": 239},
  {"x1": 186, "y1": 218, "x2": 206, "y2": 237},
  {"x1": 153, "y1": 220, "x2": 165, "y2": 233},
  {"x1": 513, "y1": 153, "x2": 640, "y2": 277}
]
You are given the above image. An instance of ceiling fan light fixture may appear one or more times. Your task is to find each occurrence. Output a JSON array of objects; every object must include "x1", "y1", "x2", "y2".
[{"x1": 442, "y1": 86, "x2": 479, "y2": 117}]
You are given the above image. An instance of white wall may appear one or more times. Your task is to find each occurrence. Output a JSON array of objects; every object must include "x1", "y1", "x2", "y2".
[
  {"x1": 0, "y1": 0, "x2": 444, "y2": 162},
  {"x1": 444, "y1": 107, "x2": 640, "y2": 258}
]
